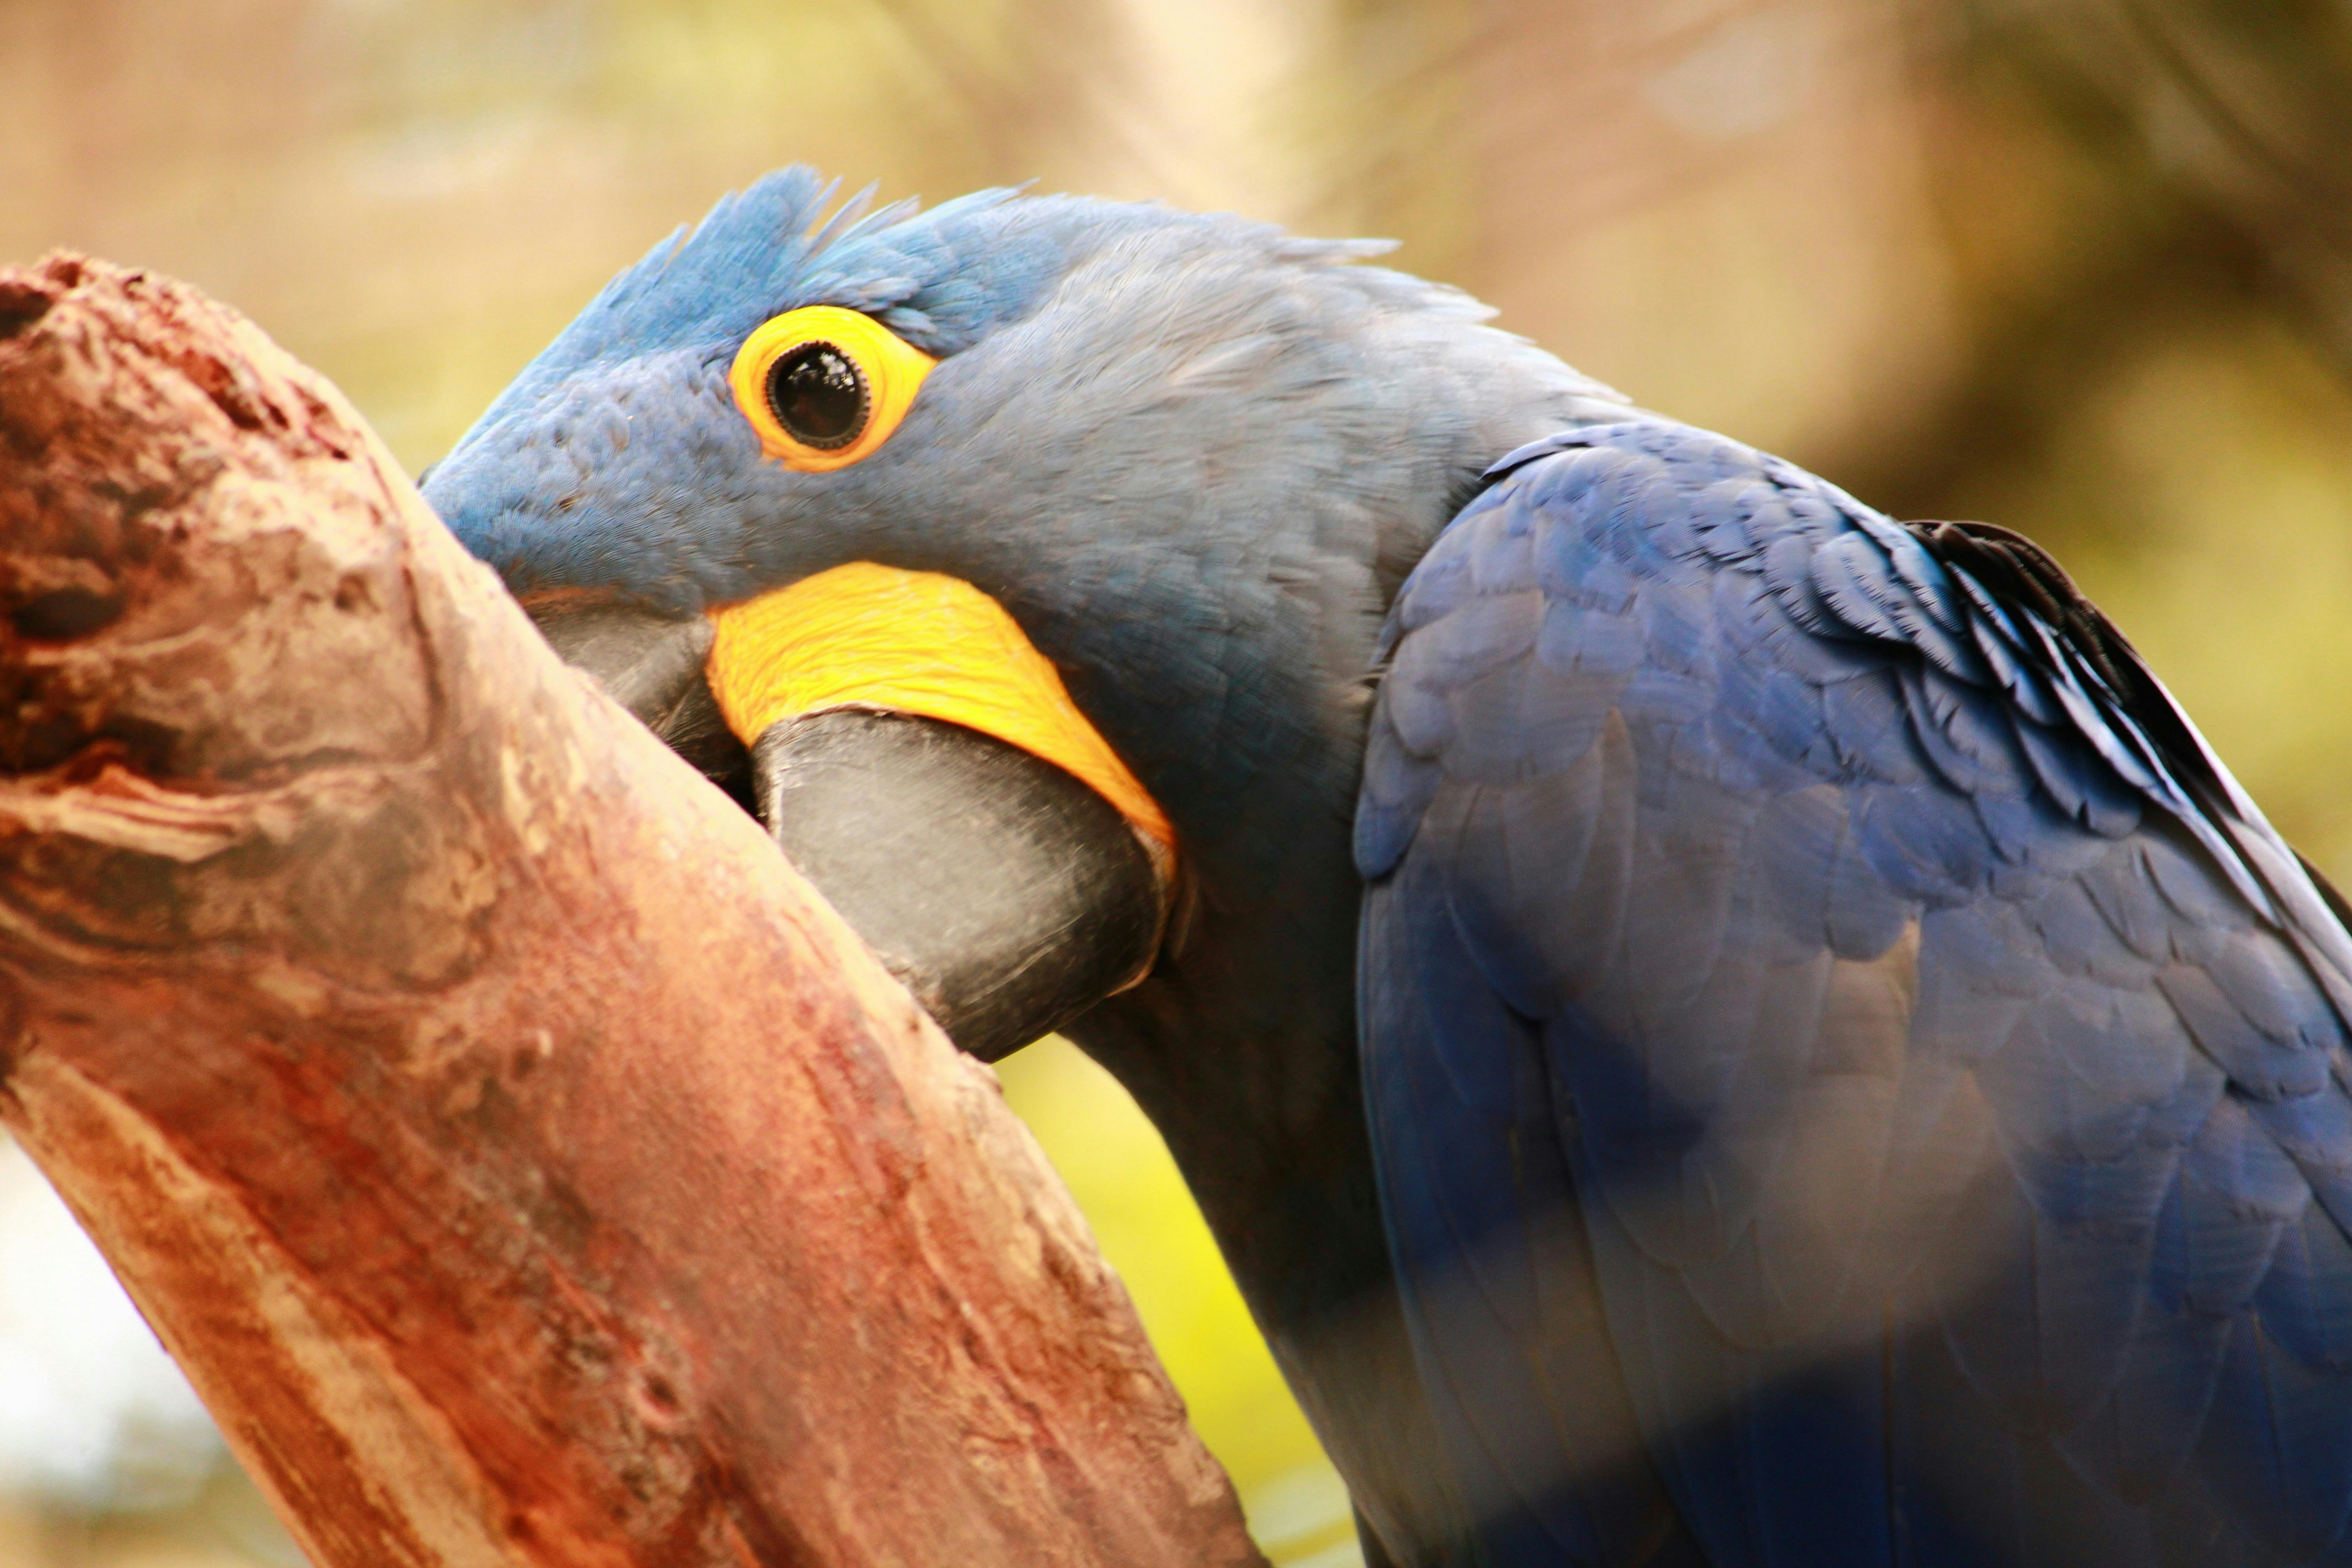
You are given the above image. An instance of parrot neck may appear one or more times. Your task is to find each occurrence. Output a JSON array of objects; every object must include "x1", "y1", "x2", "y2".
[{"x1": 1038, "y1": 330, "x2": 1635, "y2": 1555}]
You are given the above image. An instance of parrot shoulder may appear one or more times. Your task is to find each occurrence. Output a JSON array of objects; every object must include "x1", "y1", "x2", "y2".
[{"x1": 1354, "y1": 416, "x2": 2352, "y2": 1567}]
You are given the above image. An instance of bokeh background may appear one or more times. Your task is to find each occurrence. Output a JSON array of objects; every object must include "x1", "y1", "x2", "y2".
[{"x1": 4, "y1": 0, "x2": 2352, "y2": 1563}]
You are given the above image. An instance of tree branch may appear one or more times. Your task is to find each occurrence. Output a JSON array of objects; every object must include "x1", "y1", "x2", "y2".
[{"x1": 0, "y1": 253, "x2": 1264, "y2": 1568}]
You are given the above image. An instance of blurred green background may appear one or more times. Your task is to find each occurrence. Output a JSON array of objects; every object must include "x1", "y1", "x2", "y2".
[{"x1": 3, "y1": 0, "x2": 2350, "y2": 1563}]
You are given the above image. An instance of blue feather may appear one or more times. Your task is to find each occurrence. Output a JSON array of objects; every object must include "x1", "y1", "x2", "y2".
[{"x1": 1360, "y1": 416, "x2": 2352, "y2": 1566}]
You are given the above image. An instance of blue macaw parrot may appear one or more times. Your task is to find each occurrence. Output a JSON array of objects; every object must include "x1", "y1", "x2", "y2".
[{"x1": 422, "y1": 168, "x2": 2352, "y2": 1568}]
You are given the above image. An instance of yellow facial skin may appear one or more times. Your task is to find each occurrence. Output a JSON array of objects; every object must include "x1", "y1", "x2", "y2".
[
  {"x1": 728, "y1": 305, "x2": 936, "y2": 473},
  {"x1": 705, "y1": 563, "x2": 1179, "y2": 875}
]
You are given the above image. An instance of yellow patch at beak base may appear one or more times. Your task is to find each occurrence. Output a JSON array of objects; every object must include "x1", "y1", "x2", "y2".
[{"x1": 705, "y1": 563, "x2": 1177, "y2": 868}]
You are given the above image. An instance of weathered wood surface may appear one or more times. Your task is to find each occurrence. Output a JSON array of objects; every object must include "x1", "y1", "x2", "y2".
[{"x1": 0, "y1": 254, "x2": 1264, "y2": 1568}]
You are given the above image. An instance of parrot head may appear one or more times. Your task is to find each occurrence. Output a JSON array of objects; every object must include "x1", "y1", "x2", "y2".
[
  {"x1": 428, "y1": 167, "x2": 1617, "y2": 1082},
  {"x1": 424, "y1": 167, "x2": 1614, "y2": 1066}
]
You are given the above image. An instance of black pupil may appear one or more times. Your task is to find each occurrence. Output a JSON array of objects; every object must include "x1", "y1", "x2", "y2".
[{"x1": 766, "y1": 343, "x2": 869, "y2": 450}]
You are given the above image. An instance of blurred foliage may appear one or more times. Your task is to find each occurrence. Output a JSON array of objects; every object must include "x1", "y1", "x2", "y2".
[
  {"x1": 3, "y1": 0, "x2": 2350, "y2": 1563},
  {"x1": 995, "y1": 1043, "x2": 1359, "y2": 1566}
]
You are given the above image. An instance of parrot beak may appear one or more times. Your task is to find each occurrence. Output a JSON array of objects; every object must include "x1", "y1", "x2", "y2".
[
  {"x1": 519, "y1": 580, "x2": 1170, "y2": 1062},
  {"x1": 743, "y1": 706, "x2": 1165, "y2": 1061},
  {"x1": 521, "y1": 593, "x2": 753, "y2": 797}
]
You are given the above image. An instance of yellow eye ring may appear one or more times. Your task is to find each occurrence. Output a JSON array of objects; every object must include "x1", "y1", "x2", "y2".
[{"x1": 727, "y1": 305, "x2": 936, "y2": 474}]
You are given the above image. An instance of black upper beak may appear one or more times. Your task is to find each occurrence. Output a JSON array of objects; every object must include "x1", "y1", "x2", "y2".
[
  {"x1": 527, "y1": 597, "x2": 752, "y2": 800},
  {"x1": 523, "y1": 597, "x2": 1162, "y2": 1061}
]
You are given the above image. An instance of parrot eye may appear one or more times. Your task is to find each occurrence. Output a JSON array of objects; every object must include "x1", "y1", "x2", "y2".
[
  {"x1": 728, "y1": 305, "x2": 936, "y2": 474},
  {"x1": 767, "y1": 344, "x2": 867, "y2": 450}
]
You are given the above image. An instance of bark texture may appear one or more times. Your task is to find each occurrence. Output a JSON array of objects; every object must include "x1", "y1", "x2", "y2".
[{"x1": 0, "y1": 254, "x2": 1264, "y2": 1568}]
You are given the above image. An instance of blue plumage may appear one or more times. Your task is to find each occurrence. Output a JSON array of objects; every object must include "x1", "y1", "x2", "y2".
[
  {"x1": 1359, "y1": 419, "x2": 2352, "y2": 1565},
  {"x1": 426, "y1": 169, "x2": 2352, "y2": 1567}
]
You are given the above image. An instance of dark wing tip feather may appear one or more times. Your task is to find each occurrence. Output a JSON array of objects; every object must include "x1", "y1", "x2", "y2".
[
  {"x1": 1901, "y1": 518, "x2": 2352, "y2": 1019},
  {"x1": 1899, "y1": 521, "x2": 2219, "y2": 803},
  {"x1": 2299, "y1": 852, "x2": 2352, "y2": 933}
]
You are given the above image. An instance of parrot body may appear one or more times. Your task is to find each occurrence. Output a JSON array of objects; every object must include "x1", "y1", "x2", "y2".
[
  {"x1": 423, "y1": 170, "x2": 2352, "y2": 1567},
  {"x1": 1363, "y1": 419, "x2": 2352, "y2": 1567}
]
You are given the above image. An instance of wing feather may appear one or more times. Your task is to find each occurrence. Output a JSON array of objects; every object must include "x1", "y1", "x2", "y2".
[{"x1": 1358, "y1": 420, "x2": 2352, "y2": 1566}]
